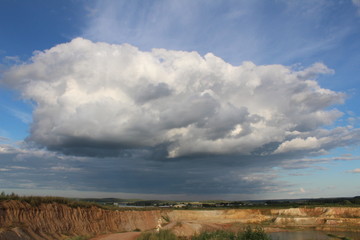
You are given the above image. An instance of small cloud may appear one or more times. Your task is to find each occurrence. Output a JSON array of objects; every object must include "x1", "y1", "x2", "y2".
[
  {"x1": 84, "y1": 5, "x2": 99, "y2": 17},
  {"x1": 296, "y1": 62, "x2": 334, "y2": 80},
  {"x1": 288, "y1": 187, "x2": 306, "y2": 195},
  {"x1": 225, "y1": 9, "x2": 246, "y2": 19},
  {"x1": 3, "y1": 56, "x2": 21, "y2": 64},
  {"x1": 50, "y1": 166, "x2": 82, "y2": 172},
  {"x1": 341, "y1": 153, "x2": 353, "y2": 157},
  {"x1": 274, "y1": 137, "x2": 320, "y2": 154},
  {"x1": 18, "y1": 183, "x2": 37, "y2": 189},
  {"x1": 0, "y1": 136, "x2": 10, "y2": 142},
  {"x1": 347, "y1": 168, "x2": 360, "y2": 173},
  {"x1": 0, "y1": 145, "x2": 13, "y2": 153},
  {"x1": 280, "y1": 154, "x2": 359, "y2": 170},
  {"x1": 347, "y1": 116, "x2": 360, "y2": 126},
  {"x1": 10, "y1": 166, "x2": 31, "y2": 170},
  {"x1": 288, "y1": 173, "x2": 310, "y2": 176}
]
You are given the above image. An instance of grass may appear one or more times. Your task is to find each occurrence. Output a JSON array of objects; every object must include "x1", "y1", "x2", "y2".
[
  {"x1": 137, "y1": 227, "x2": 272, "y2": 240},
  {"x1": 191, "y1": 230, "x2": 237, "y2": 240},
  {"x1": 192, "y1": 227, "x2": 272, "y2": 240},
  {"x1": 327, "y1": 233, "x2": 352, "y2": 240}
]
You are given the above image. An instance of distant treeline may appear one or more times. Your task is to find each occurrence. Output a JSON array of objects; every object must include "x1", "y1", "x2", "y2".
[
  {"x1": 2, "y1": 191, "x2": 360, "y2": 209},
  {"x1": 264, "y1": 196, "x2": 360, "y2": 207},
  {"x1": 126, "y1": 197, "x2": 360, "y2": 208}
]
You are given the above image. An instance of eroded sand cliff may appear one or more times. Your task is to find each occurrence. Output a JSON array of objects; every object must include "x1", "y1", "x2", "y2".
[
  {"x1": 1, "y1": 200, "x2": 360, "y2": 239},
  {"x1": 0, "y1": 200, "x2": 161, "y2": 240}
]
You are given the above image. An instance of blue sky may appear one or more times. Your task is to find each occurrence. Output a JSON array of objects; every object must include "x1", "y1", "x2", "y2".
[{"x1": 0, "y1": 0, "x2": 360, "y2": 200}]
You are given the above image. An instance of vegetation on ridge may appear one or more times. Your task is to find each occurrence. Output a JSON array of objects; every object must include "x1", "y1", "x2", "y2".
[
  {"x1": 0, "y1": 191, "x2": 159, "y2": 210},
  {"x1": 0, "y1": 191, "x2": 103, "y2": 209}
]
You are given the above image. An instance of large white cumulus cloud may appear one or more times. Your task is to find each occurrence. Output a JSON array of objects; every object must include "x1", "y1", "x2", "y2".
[{"x1": 4, "y1": 38, "x2": 346, "y2": 157}]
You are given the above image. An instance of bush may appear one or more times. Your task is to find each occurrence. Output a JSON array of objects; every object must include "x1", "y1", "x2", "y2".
[
  {"x1": 192, "y1": 230, "x2": 236, "y2": 240},
  {"x1": 137, "y1": 230, "x2": 178, "y2": 240},
  {"x1": 240, "y1": 226, "x2": 271, "y2": 240},
  {"x1": 192, "y1": 226, "x2": 271, "y2": 240}
]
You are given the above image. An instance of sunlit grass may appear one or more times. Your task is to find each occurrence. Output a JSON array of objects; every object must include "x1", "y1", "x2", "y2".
[{"x1": 137, "y1": 227, "x2": 272, "y2": 240}]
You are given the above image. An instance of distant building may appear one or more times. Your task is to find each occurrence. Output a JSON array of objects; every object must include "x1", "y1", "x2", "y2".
[{"x1": 174, "y1": 204, "x2": 186, "y2": 208}]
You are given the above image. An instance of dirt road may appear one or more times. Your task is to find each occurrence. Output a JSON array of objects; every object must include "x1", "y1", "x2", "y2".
[{"x1": 90, "y1": 232, "x2": 141, "y2": 240}]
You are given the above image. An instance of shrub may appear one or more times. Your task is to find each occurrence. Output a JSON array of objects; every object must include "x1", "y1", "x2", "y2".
[
  {"x1": 192, "y1": 230, "x2": 236, "y2": 240},
  {"x1": 239, "y1": 226, "x2": 271, "y2": 240},
  {"x1": 137, "y1": 230, "x2": 178, "y2": 240},
  {"x1": 162, "y1": 215, "x2": 170, "y2": 222},
  {"x1": 192, "y1": 226, "x2": 271, "y2": 240}
]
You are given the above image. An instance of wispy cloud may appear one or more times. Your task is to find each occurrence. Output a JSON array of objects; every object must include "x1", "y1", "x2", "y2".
[
  {"x1": 353, "y1": 0, "x2": 360, "y2": 15},
  {"x1": 50, "y1": 166, "x2": 82, "y2": 172},
  {"x1": 287, "y1": 187, "x2": 308, "y2": 196},
  {"x1": 3, "y1": 56, "x2": 21, "y2": 64},
  {"x1": 5, "y1": 106, "x2": 32, "y2": 124},
  {"x1": 347, "y1": 168, "x2": 360, "y2": 173},
  {"x1": 82, "y1": 0, "x2": 358, "y2": 65},
  {"x1": 280, "y1": 154, "x2": 360, "y2": 170},
  {"x1": 0, "y1": 136, "x2": 10, "y2": 142}
]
